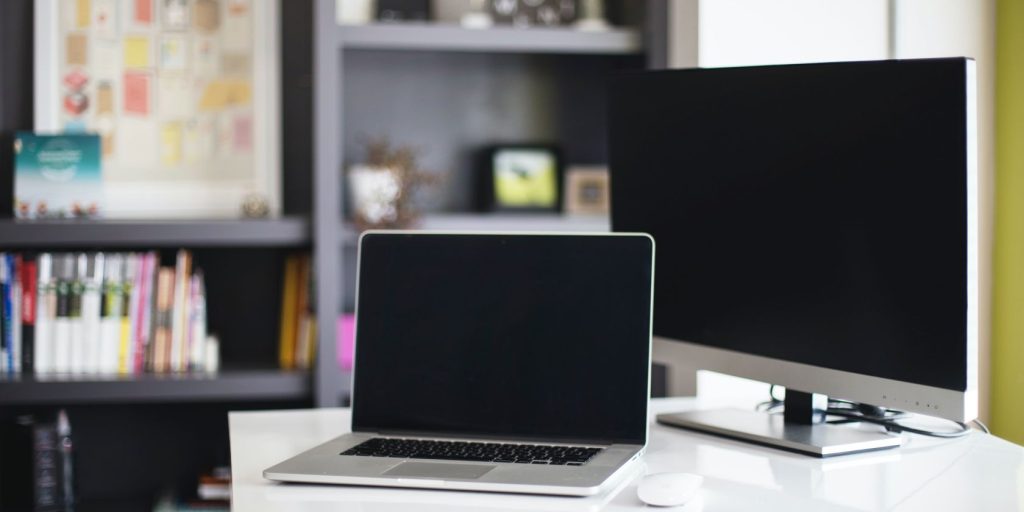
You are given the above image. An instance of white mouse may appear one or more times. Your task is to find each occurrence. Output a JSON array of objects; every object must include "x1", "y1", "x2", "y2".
[{"x1": 637, "y1": 472, "x2": 703, "y2": 507}]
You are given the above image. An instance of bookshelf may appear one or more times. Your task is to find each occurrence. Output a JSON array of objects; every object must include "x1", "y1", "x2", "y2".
[
  {"x1": 0, "y1": 369, "x2": 310, "y2": 405},
  {"x1": 0, "y1": 217, "x2": 310, "y2": 248},
  {"x1": 333, "y1": 23, "x2": 643, "y2": 54}
]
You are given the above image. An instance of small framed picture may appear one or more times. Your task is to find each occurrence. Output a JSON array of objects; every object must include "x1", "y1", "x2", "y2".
[
  {"x1": 481, "y1": 145, "x2": 562, "y2": 212},
  {"x1": 563, "y1": 166, "x2": 610, "y2": 215}
]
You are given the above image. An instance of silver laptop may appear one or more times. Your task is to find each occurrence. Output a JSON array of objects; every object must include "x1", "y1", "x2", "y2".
[{"x1": 265, "y1": 231, "x2": 655, "y2": 496}]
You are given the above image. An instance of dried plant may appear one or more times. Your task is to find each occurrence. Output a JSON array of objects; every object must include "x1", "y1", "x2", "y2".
[{"x1": 352, "y1": 136, "x2": 442, "y2": 229}]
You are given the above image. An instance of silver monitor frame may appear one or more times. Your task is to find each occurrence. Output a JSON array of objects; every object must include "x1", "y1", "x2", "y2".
[{"x1": 654, "y1": 59, "x2": 981, "y2": 425}]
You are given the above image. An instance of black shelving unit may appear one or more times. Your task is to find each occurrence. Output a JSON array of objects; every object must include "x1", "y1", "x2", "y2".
[
  {"x1": 0, "y1": 369, "x2": 311, "y2": 405},
  {"x1": 0, "y1": 216, "x2": 311, "y2": 248}
]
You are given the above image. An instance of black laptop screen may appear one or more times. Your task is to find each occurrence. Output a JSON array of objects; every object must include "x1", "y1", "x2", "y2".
[{"x1": 351, "y1": 233, "x2": 653, "y2": 445}]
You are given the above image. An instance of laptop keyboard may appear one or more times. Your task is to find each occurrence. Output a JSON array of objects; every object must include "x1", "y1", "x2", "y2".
[{"x1": 341, "y1": 438, "x2": 602, "y2": 466}]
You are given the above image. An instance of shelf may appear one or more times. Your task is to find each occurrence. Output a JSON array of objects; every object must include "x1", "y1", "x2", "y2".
[
  {"x1": 342, "y1": 213, "x2": 610, "y2": 246},
  {"x1": 0, "y1": 369, "x2": 312, "y2": 405},
  {"x1": 0, "y1": 216, "x2": 311, "y2": 248},
  {"x1": 334, "y1": 23, "x2": 642, "y2": 54}
]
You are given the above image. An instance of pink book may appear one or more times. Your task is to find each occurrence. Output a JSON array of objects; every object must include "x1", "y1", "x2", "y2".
[{"x1": 338, "y1": 314, "x2": 355, "y2": 370}]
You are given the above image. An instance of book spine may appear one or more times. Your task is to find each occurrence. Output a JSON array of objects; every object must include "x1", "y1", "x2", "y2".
[
  {"x1": 1, "y1": 253, "x2": 8, "y2": 375},
  {"x1": 33, "y1": 422, "x2": 62, "y2": 510},
  {"x1": 188, "y1": 272, "x2": 206, "y2": 371},
  {"x1": 12, "y1": 255, "x2": 22, "y2": 374},
  {"x1": 81, "y1": 254, "x2": 104, "y2": 375},
  {"x1": 278, "y1": 255, "x2": 299, "y2": 370},
  {"x1": 99, "y1": 255, "x2": 122, "y2": 375},
  {"x1": 21, "y1": 255, "x2": 37, "y2": 374},
  {"x1": 3, "y1": 253, "x2": 15, "y2": 374},
  {"x1": 154, "y1": 268, "x2": 174, "y2": 373},
  {"x1": 53, "y1": 255, "x2": 75, "y2": 374},
  {"x1": 67, "y1": 254, "x2": 85, "y2": 374},
  {"x1": 35, "y1": 254, "x2": 55, "y2": 374},
  {"x1": 117, "y1": 256, "x2": 134, "y2": 374}
]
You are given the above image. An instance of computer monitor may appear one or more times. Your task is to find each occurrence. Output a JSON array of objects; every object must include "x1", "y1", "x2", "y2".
[{"x1": 609, "y1": 58, "x2": 981, "y2": 456}]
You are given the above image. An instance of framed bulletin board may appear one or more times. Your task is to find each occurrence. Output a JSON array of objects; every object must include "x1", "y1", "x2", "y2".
[{"x1": 33, "y1": 0, "x2": 280, "y2": 219}]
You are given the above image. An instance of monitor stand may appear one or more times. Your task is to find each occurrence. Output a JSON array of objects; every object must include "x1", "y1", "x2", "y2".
[{"x1": 657, "y1": 390, "x2": 902, "y2": 457}]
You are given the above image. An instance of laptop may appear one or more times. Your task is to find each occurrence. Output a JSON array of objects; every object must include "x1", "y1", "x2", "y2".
[{"x1": 264, "y1": 231, "x2": 655, "y2": 496}]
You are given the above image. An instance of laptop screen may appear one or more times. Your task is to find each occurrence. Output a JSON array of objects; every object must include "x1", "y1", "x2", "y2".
[{"x1": 351, "y1": 233, "x2": 653, "y2": 445}]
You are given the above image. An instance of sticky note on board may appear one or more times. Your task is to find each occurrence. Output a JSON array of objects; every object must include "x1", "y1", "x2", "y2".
[
  {"x1": 123, "y1": 72, "x2": 150, "y2": 115},
  {"x1": 233, "y1": 115, "x2": 252, "y2": 152},
  {"x1": 161, "y1": 123, "x2": 182, "y2": 166},
  {"x1": 198, "y1": 80, "x2": 251, "y2": 111},
  {"x1": 124, "y1": 36, "x2": 151, "y2": 68},
  {"x1": 67, "y1": 34, "x2": 88, "y2": 66},
  {"x1": 134, "y1": 0, "x2": 153, "y2": 24},
  {"x1": 76, "y1": 0, "x2": 92, "y2": 28},
  {"x1": 97, "y1": 81, "x2": 114, "y2": 114}
]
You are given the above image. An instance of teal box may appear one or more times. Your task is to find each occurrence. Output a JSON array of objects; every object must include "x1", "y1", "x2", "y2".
[{"x1": 13, "y1": 133, "x2": 103, "y2": 219}]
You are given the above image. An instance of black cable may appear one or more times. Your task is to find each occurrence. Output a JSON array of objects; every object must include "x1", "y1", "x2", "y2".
[{"x1": 759, "y1": 388, "x2": 975, "y2": 439}]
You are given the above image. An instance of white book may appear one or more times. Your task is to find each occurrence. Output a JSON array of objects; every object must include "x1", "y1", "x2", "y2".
[
  {"x1": 170, "y1": 251, "x2": 191, "y2": 373},
  {"x1": 99, "y1": 255, "x2": 123, "y2": 375},
  {"x1": 34, "y1": 254, "x2": 55, "y2": 374},
  {"x1": 188, "y1": 273, "x2": 207, "y2": 371},
  {"x1": 68, "y1": 254, "x2": 88, "y2": 374},
  {"x1": 81, "y1": 254, "x2": 104, "y2": 374},
  {"x1": 52, "y1": 254, "x2": 75, "y2": 374}
]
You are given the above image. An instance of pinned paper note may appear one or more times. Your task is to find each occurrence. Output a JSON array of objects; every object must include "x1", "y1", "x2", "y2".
[
  {"x1": 124, "y1": 36, "x2": 151, "y2": 68},
  {"x1": 67, "y1": 33, "x2": 88, "y2": 66},
  {"x1": 160, "y1": 35, "x2": 188, "y2": 71},
  {"x1": 76, "y1": 0, "x2": 92, "y2": 28},
  {"x1": 123, "y1": 72, "x2": 150, "y2": 115},
  {"x1": 92, "y1": 0, "x2": 118, "y2": 40},
  {"x1": 97, "y1": 116, "x2": 115, "y2": 156},
  {"x1": 161, "y1": 123, "x2": 182, "y2": 166},
  {"x1": 97, "y1": 81, "x2": 114, "y2": 114},
  {"x1": 158, "y1": 76, "x2": 192, "y2": 118},
  {"x1": 194, "y1": 0, "x2": 221, "y2": 32},
  {"x1": 134, "y1": 0, "x2": 153, "y2": 24},
  {"x1": 221, "y1": 53, "x2": 249, "y2": 75},
  {"x1": 222, "y1": 0, "x2": 251, "y2": 52},
  {"x1": 118, "y1": 118, "x2": 158, "y2": 167},
  {"x1": 193, "y1": 38, "x2": 219, "y2": 76},
  {"x1": 183, "y1": 120, "x2": 203, "y2": 165},
  {"x1": 94, "y1": 43, "x2": 119, "y2": 77},
  {"x1": 162, "y1": 0, "x2": 189, "y2": 29},
  {"x1": 198, "y1": 80, "x2": 251, "y2": 111},
  {"x1": 232, "y1": 115, "x2": 252, "y2": 152}
]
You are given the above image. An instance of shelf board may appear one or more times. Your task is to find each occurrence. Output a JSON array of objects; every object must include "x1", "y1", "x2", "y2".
[
  {"x1": 0, "y1": 216, "x2": 311, "y2": 248},
  {"x1": 343, "y1": 213, "x2": 610, "y2": 246},
  {"x1": 335, "y1": 23, "x2": 642, "y2": 54},
  {"x1": 0, "y1": 369, "x2": 312, "y2": 405}
]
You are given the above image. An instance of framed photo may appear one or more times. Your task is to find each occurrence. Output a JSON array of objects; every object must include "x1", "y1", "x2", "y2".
[
  {"x1": 33, "y1": 0, "x2": 280, "y2": 219},
  {"x1": 481, "y1": 145, "x2": 562, "y2": 212},
  {"x1": 563, "y1": 166, "x2": 609, "y2": 215}
]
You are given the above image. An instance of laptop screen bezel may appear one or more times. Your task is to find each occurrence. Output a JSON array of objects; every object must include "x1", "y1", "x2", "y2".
[{"x1": 346, "y1": 231, "x2": 654, "y2": 446}]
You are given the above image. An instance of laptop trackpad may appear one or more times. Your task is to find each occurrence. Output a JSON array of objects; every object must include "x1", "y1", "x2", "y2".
[{"x1": 383, "y1": 461, "x2": 496, "y2": 480}]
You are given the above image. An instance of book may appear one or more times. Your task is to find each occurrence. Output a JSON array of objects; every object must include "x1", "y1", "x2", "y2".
[
  {"x1": 20, "y1": 255, "x2": 37, "y2": 374},
  {"x1": 80, "y1": 254, "x2": 103, "y2": 374},
  {"x1": 11, "y1": 255, "x2": 22, "y2": 374},
  {"x1": 1, "y1": 254, "x2": 10, "y2": 374},
  {"x1": 52, "y1": 255, "x2": 74, "y2": 374},
  {"x1": 99, "y1": 255, "x2": 123, "y2": 375},
  {"x1": 34, "y1": 254, "x2": 56, "y2": 375},
  {"x1": 171, "y1": 251, "x2": 192, "y2": 373},
  {"x1": 278, "y1": 255, "x2": 300, "y2": 370},
  {"x1": 154, "y1": 268, "x2": 175, "y2": 373},
  {"x1": 67, "y1": 255, "x2": 85, "y2": 374},
  {"x1": 188, "y1": 272, "x2": 207, "y2": 371},
  {"x1": 13, "y1": 132, "x2": 102, "y2": 219},
  {"x1": 117, "y1": 256, "x2": 135, "y2": 374}
]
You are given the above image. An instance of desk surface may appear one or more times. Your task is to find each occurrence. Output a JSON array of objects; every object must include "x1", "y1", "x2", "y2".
[{"x1": 230, "y1": 398, "x2": 1024, "y2": 511}]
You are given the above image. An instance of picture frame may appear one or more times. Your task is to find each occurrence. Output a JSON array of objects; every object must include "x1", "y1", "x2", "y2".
[
  {"x1": 479, "y1": 144, "x2": 562, "y2": 212},
  {"x1": 563, "y1": 166, "x2": 609, "y2": 215},
  {"x1": 33, "y1": 0, "x2": 280, "y2": 219}
]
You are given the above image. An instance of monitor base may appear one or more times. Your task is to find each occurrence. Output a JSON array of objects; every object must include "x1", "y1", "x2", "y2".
[{"x1": 657, "y1": 408, "x2": 902, "y2": 457}]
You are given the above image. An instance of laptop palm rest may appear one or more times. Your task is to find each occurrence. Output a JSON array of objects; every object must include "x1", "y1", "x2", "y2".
[{"x1": 383, "y1": 461, "x2": 496, "y2": 480}]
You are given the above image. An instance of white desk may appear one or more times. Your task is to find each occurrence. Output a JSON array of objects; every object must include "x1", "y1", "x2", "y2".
[{"x1": 230, "y1": 398, "x2": 1024, "y2": 511}]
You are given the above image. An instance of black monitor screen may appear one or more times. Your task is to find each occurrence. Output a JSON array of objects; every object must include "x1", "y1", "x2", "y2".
[
  {"x1": 610, "y1": 59, "x2": 970, "y2": 392},
  {"x1": 351, "y1": 233, "x2": 654, "y2": 445}
]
